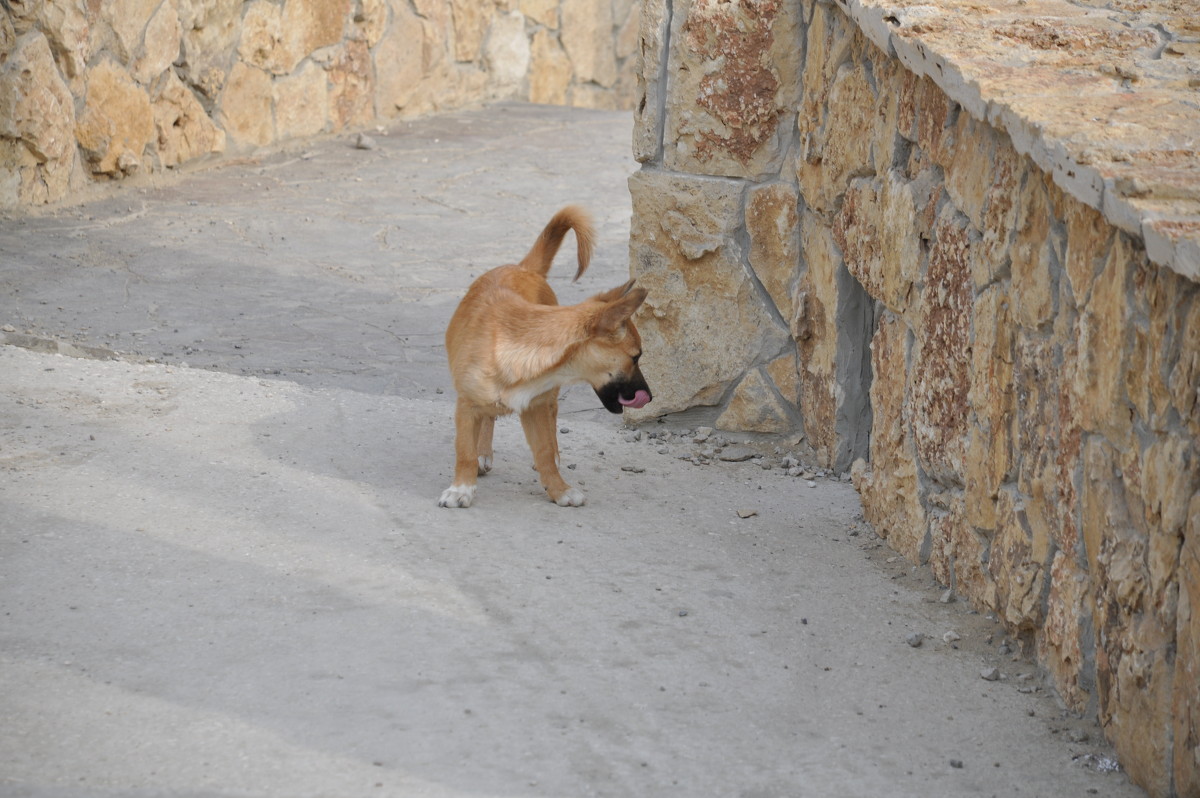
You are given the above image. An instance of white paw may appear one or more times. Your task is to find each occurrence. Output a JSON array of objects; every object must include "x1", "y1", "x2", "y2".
[
  {"x1": 478, "y1": 456, "x2": 493, "y2": 475},
  {"x1": 554, "y1": 487, "x2": 586, "y2": 507},
  {"x1": 438, "y1": 484, "x2": 476, "y2": 508}
]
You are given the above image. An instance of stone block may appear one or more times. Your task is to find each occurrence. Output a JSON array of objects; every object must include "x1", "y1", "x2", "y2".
[
  {"x1": 482, "y1": 10, "x2": 530, "y2": 91},
  {"x1": 529, "y1": 29, "x2": 571, "y2": 105},
  {"x1": 632, "y1": 0, "x2": 668, "y2": 163},
  {"x1": 852, "y1": 312, "x2": 927, "y2": 564},
  {"x1": 103, "y1": 0, "x2": 161, "y2": 63},
  {"x1": 0, "y1": 30, "x2": 80, "y2": 205},
  {"x1": 1063, "y1": 198, "x2": 1114, "y2": 309},
  {"x1": 988, "y1": 489, "x2": 1045, "y2": 634},
  {"x1": 951, "y1": 517, "x2": 997, "y2": 611},
  {"x1": 274, "y1": 60, "x2": 329, "y2": 141},
  {"x1": 716, "y1": 368, "x2": 796, "y2": 434},
  {"x1": 239, "y1": 1, "x2": 288, "y2": 75},
  {"x1": 1175, "y1": 494, "x2": 1200, "y2": 795},
  {"x1": 626, "y1": 169, "x2": 790, "y2": 417},
  {"x1": 834, "y1": 172, "x2": 922, "y2": 325},
  {"x1": 764, "y1": 351, "x2": 800, "y2": 407},
  {"x1": 176, "y1": 0, "x2": 242, "y2": 100},
  {"x1": 746, "y1": 181, "x2": 800, "y2": 321},
  {"x1": 328, "y1": 39, "x2": 374, "y2": 130},
  {"x1": 33, "y1": 0, "x2": 89, "y2": 80},
  {"x1": 1169, "y1": 289, "x2": 1200, "y2": 440},
  {"x1": 964, "y1": 288, "x2": 1014, "y2": 531},
  {"x1": 283, "y1": 0, "x2": 351, "y2": 72},
  {"x1": 975, "y1": 136, "x2": 1024, "y2": 290},
  {"x1": 373, "y1": 3, "x2": 430, "y2": 116},
  {"x1": 218, "y1": 62, "x2": 274, "y2": 148},
  {"x1": 450, "y1": 0, "x2": 489, "y2": 62},
  {"x1": 561, "y1": 0, "x2": 617, "y2": 88},
  {"x1": 151, "y1": 70, "x2": 225, "y2": 168},
  {"x1": 666, "y1": 0, "x2": 801, "y2": 179},
  {"x1": 75, "y1": 61, "x2": 155, "y2": 175},
  {"x1": 798, "y1": 58, "x2": 874, "y2": 215},
  {"x1": 911, "y1": 206, "x2": 973, "y2": 487},
  {"x1": 1010, "y1": 171, "x2": 1059, "y2": 331},
  {"x1": 133, "y1": 0, "x2": 182, "y2": 84},
  {"x1": 520, "y1": 0, "x2": 558, "y2": 29},
  {"x1": 794, "y1": 215, "x2": 838, "y2": 467},
  {"x1": 1038, "y1": 551, "x2": 1091, "y2": 712}
]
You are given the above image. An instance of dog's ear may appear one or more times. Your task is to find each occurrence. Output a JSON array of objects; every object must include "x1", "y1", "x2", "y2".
[
  {"x1": 591, "y1": 279, "x2": 637, "y2": 304},
  {"x1": 593, "y1": 286, "x2": 648, "y2": 334}
]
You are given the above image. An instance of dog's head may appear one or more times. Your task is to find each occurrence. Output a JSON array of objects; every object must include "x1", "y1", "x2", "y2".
[{"x1": 582, "y1": 280, "x2": 652, "y2": 414}]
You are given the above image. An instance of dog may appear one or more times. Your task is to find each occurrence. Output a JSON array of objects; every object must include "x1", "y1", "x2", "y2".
[{"x1": 438, "y1": 206, "x2": 652, "y2": 508}]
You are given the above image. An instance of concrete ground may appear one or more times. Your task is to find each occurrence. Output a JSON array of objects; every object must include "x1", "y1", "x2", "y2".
[{"x1": 0, "y1": 103, "x2": 1144, "y2": 798}]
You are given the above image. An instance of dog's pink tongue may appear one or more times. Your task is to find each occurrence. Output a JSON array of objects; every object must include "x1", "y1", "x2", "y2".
[{"x1": 619, "y1": 390, "x2": 652, "y2": 409}]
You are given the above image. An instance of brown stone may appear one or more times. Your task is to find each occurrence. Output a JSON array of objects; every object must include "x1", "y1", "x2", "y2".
[
  {"x1": 176, "y1": 0, "x2": 243, "y2": 100},
  {"x1": 952, "y1": 518, "x2": 997, "y2": 611},
  {"x1": 372, "y1": 2, "x2": 429, "y2": 116},
  {"x1": 1010, "y1": 171, "x2": 1058, "y2": 331},
  {"x1": 988, "y1": 489, "x2": 1045, "y2": 634},
  {"x1": 151, "y1": 70, "x2": 225, "y2": 168},
  {"x1": 274, "y1": 60, "x2": 328, "y2": 141},
  {"x1": 561, "y1": 0, "x2": 616, "y2": 88},
  {"x1": 103, "y1": 0, "x2": 160, "y2": 63},
  {"x1": 633, "y1": 0, "x2": 668, "y2": 163},
  {"x1": 798, "y1": 56, "x2": 874, "y2": 215},
  {"x1": 1063, "y1": 198, "x2": 1114, "y2": 309},
  {"x1": 1038, "y1": 552, "x2": 1091, "y2": 712},
  {"x1": 911, "y1": 206, "x2": 972, "y2": 487},
  {"x1": 852, "y1": 312, "x2": 927, "y2": 564},
  {"x1": 746, "y1": 181, "x2": 799, "y2": 320},
  {"x1": 37, "y1": 0, "x2": 91, "y2": 80},
  {"x1": 328, "y1": 39, "x2": 374, "y2": 130},
  {"x1": 529, "y1": 29, "x2": 571, "y2": 105},
  {"x1": 451, "y1": 0, "x2": 490, "y2": 62},
  {"x1": 75, "y1": 61, "x2": 155, "y2": 175},
  {"x1": 1175, "y1": 494, "x2": 1200, "y2": 795},
  {"x1": 764, "y1": 352, "x2": 799, "y2": 407},
  {"x1": 794, "y1": 214, "x2": 841, "y2": 467},
  {"x1": 626, "y1": 169, "x2": 790, "y2": 417},
  {"x1": 239, "y1": 1, "x2": 288, "y2": 75},
  {"x1": 283, "y1": 0, "x2": 351, "y2": 73},
  {"x1": 0, "y1": 30, "x2": 81, "y2": 205},
  {"x1": 716, "y1": 368, "x2": 795, "y2": 434},
  {"x1": 218, "y1": 62, "x2": 274, "y2": 148},
  {"x1": 666, "y1": 0, "x2": 801, "y2": 178},
  {"x1": 482, "y1": 10, "x2": 530, "y2": 92},
  {"x1": 520, "y1": 0, "x2": 558, "y2": 29},
  {"x1": 964, "y1": 287, "x2": 1014, "y2": 530},
  {"x1": 133, "y1": 0, "x2": 182, "y2": 84}
]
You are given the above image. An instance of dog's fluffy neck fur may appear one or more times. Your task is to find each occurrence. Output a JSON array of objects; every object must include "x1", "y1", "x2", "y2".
[{"x1": 493, "y1": 300, "x2": 597, "y2": 407}]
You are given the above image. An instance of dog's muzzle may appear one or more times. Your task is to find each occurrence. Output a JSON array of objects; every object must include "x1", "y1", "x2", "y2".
[{"x1": 595, "y1": 371, "x2": 653, "y2": 414}]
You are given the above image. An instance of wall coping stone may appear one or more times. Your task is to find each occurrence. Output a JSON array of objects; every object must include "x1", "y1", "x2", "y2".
[{"x1": 831, "y1": 0, "x2": 1200, "y2": 283}]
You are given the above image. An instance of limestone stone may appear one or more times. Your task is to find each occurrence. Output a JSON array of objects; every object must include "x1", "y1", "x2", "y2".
[
  {"x1": 372, "y1": 2, "x2": 428, "y2": 116},
  {"x1": 1038, "y1": 552, "x2": 1091, "y2": 712},
  {"x1": 975, "y1": 135, "x2": 1023, "y2": 289},
  {"x1": 793, "y1": 214, "x2": 840, "y2": 466},
  {"x1": 218, "y1": 62, "x2": 274, "y2": 148},
  {"x1": 852, "y1": 313, "x2": 926, "y2": 564},
  {"x1": 520, "y1": 0, "x2": 558, "y2": 29},
  {"x1": 482, "y1": 10, "x2": 530, "y2": 92},
  {"x1": 75, "y1": 61, "x2": 155, "y2": 175},
  {"x1": 328, "y1": 39, "x2": 374, "y2": 130},
  {"x1": 355, "y1": 0, "x2": 388, "y2": 47},
  {"x1": 764, "y1": 351, "x2": 799, "y2": 407},
  {"x1": 944, "y1": 112, "x2": 996, "y2": 232},
  {"x1": 927, "y1": 498, "x2": 965, "y2": 591},
  {"x1": 176, "y1": 0, "x2": 242, "y2": 100},
  {"x1": 988, "y1": 489, "x2": 1045, "y2": 634},
  {"x1": 0, "y1": 30, "x2": 80, "y2": 205},
  {"x1": 951, "y1": 517, "x2": 997, "y2": 611},
  {"x1": 239, "y1": 1, "x2": 289, "y2": 75},
  {"x1": 36, "y1": 0, "x2": 90, "y2": 79},
  {"x1": 910, "y1": 206, "x2": 972, "y2": 487},
  {"x1": 1175, "y1": 494, "x2": 1200, "y2": 795},
  {"x1": 746, "y1": 181, "x2": 799, "y2": 320},
  {"x1": 151, "y1": 70, "x2": 225, "y2": 168},
  {"x1": 1071, "y1": 232, "x2": 1134, "y2": 445},
  {"x1": 626, "y1": 169, "x2": 790, "y2": 417},
  {"x1": 133, "y1": 0, "x2": 182, "y2": 84},
  {"x1": 1169, "y1": 290, "x2": 1200, "y2": 440},
  {"x1": 964, "y1": 287, "x2": 1014, "y2": 530},
  {"x1": 1063, "y1": 198, "x2": 1114, "y2": 309},
  {"x1": 716, "y1": 368, "x2": 795, "y2": 434},
  {"x1": 102, "y1": 0, "x2": 160, "y2": 63},
  {"x1": 666, "y1": 0, "x2": 801, "y2": 179},
  {"x1": 834, "y1": 172, "x2": 922, "y2": 325},
  {"x1": 451, "y1": 0, "x2": 490, "y2": 62},
  {"x1": 283, "y1": 0, "x2": 351, "y2": 73},
  {"x1": 528, "y1": 29, "x2": 570, "y2": 105},
  {"x1": 632, "y1": 0, "x2": 668, "y2": 163},
  {"x1": 797, "y1": 58, "x2": 873, "y2": 215},
  {"x1": 274, "y1": 60, "x2": 329, "y2": 141},
  {"x1": 561, "y1": 0, "x2": 616, "y2": 88},
  {"x1": 615, "y1": 0, "x2": 640, "y2": 61},
  {"x1": 1010, "y1": 171, "x2": 1058, "y2": 331}
]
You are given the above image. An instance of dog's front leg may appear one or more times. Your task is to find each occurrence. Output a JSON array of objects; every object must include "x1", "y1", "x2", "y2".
[
  {"x1": 520, "y1": 396, "x2": 584, "y2": 507},
  {"x1": 439, "y1": 398, "x2": 484, "y2": 508}
]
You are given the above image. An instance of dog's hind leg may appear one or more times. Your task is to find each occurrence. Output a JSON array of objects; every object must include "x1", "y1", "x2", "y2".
[
  {"x1": 519, "y1": 395, "x2": 584, "y2": 507},
  {"x1": 439, "y1": 398, "x2": 483, "y2": 508},
  {"x1": 477, "y1": 415, "x2": 494, "y2": 475}
]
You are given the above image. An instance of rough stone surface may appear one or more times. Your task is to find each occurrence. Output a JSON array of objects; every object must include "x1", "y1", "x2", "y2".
[{"x1": 1, "y1": 0, "x2": 641, "y2": 207}]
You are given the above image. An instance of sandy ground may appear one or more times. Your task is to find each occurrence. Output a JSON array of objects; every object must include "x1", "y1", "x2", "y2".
[{"x1": 0, "y1": 103, "x2": 1144, "y2": 797}]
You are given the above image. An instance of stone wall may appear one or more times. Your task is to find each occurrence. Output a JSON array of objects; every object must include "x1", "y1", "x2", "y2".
[
  {"x1": 629, "y1": 0, "x2": 1200, "y2": 795},
  {"x1": 0, "y1": 0, "x2": 640, "y2": 207}
]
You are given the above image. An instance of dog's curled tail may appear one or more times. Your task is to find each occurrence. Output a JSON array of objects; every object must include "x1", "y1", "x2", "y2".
[{"x1": 519, "y1": 205, "x2": 595, "y2": 282}]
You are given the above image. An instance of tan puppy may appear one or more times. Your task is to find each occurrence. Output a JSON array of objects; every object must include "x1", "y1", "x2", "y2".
[{"x1": 439, "y1": 206, "x2": 652, "y2": 508}]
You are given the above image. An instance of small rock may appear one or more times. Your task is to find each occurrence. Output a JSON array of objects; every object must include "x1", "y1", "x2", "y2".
[
  {"x1": 624, "y1": 430, "x2": 642, "y2": 443},
  {"x1": 1068, "y1": 729, "x2": 1090, "y2": 743},
  {"x1": 949, "y1": 759, "x2": 964, "y2": 769},
  {"x1": 787, "y1": 467, "x2": 804, "y2": 477},
  {"x1": 693, "y1": 426, "x2": 713, "y2": 443},
  {"x1": 940, "y1": 588, "x2": 955, "y2": 604},
  {"x1": 981, "y1": 667, "x2": 1001, "y2": 682},
  {"x1": 1, "y1": 324, "x2": 14, "y2": 333},
  {"x1": 943, "y1": 630, "x2": 961, "y2": 643},
  {"x1": 354, "y1": 133, "x2": 377, "y2": 150},
  {"x1": 737, "y1": 509, "x2": 758, "y2": 519},
  {"x1": 559, "y1": 427, "x2": 569, "y2": 434},
  {"x1": 621, "y1": 465, "x2": 645, "y2": 473},
  {"x1": 718, "y1": 446, "x2": 756, "y2": 462},
  {"x1": 905, "y1": 633, "x2": 923, "y2": 648},
  {"x1": 806, "y1": 480, "x2": 817, "y2": 488}
]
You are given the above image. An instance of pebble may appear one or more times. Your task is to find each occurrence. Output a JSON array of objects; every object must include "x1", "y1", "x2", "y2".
[
  {"x1": 693, "y1": 426, "x2": 713, "y2": 443},
  {"x1": 940, "y1": 588, "x2": 955, "y2": 604},
  {"x1": 806, "y1": 480, "x2": 817, "y2": 488},
  {"x1": 981, "y1": 667, "x2": 1001, "y2": 681},
  {"x1": 787, "y1": 467, "x2": 804, "y2": 478},
  {"x1": 737, "y1": 509, "x2": 758, "y2": 519},
  {"x1": 949, "y1": 759, "x2": 964, "y2": 769},
  {"x1": 942, "y1": 630, "x2": 961, "y2": 643},
  {"x1": 1068, "y1": 729, "x2": 1090, "y2": 743},
  {"x1": 718, "y1": 446, "x2": 756, "y2": 462},
  {"x1": 354, "y1": 133, "x2": 377, "y2": 150},
  {"x1": 905, "y1": 633, "x2": 923, "y2": 648},
  {"x1": 624, "y1": 430, "x2": 642, "y2": 443},
  {"x1": 621, "y1": 465, "x2": 645, "y2": 473}
]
